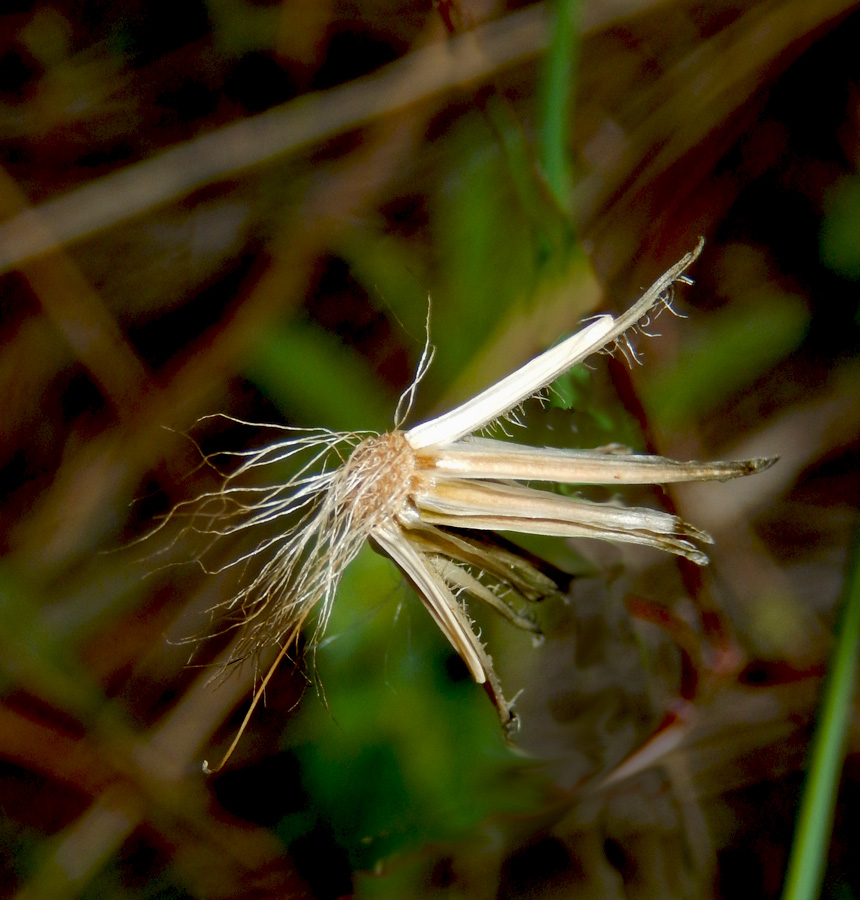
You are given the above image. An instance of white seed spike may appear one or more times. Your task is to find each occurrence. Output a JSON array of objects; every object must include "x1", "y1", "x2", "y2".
[
  {"x1": 405, "y1": 316, "x2": 616, "y2": 449},
  {"x1": 405, "y1": 238, "x2": 704, "y2": 450},
  {"x1": 413, "y1": 479, "x2": 712, "y2": 566},
  {"x1": 424, "y1": 437, "x2": 778, "y2": 485},
  {"x1": 372, "y1": 522, "x2": 487, "y2": 683},
  {"x1": 427, "y1": 556, "x2": 541, "y2": 634}
]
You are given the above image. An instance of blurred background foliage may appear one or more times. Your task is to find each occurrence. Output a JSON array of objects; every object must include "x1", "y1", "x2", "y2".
[{"x1": 2, "y1": 0, "x2": 860, "y2": 898}]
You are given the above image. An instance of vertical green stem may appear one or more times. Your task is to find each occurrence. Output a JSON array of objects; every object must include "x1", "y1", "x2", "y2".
[
  {"x1": 782, "y1": 518, "x2": 860, "y2": 900},
  {"x1": 537, "y1": 0, "x2": 580, "y2": 213}
]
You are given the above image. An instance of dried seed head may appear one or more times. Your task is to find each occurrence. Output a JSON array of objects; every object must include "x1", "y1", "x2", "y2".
[
  {"x1": 333, "y1": 431, "x2": 415, "y2": 529},
  {"x1": 162, "y1": 240, "x2": 780, "y2": 771}
]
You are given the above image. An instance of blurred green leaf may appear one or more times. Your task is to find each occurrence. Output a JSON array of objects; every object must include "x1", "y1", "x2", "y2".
[
  {"x1": 337, "y1": 229, "x2": 429, "y2": 336},
  {"x1": 821, "y1": 175, "x2": 860, "y2": 280},
  {"x1": 432, "y1": 125, "x2": 537, "y2": 379},
  {"x1": 280, "y1": 546, "x2": 546, "y2": 875},
  {"x1": 244, "y1": 321, "x2": 393, "y2": 432},
  {"x1": 641, "y1": 292, "x2": 809, "y2": 426},
  {"x1": 537, "y1": 0, "x2": 580, "y2": 212},
  {"x1": 782, "y1": 518, "x2": 860, "y2": 900}
]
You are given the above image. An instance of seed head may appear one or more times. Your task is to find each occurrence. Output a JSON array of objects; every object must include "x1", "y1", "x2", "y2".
[
  {"x1": 161, "y1": 239, "x2": 777, "y2": 769},
  {"x1": 334, "y1": 431, "x2": 414, "y2": 527}
]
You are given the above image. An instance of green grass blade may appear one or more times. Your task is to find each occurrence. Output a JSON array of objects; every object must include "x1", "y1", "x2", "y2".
[
  {"x1": 782, "y1": 518, "x2": 860, "y2": 900},
  {"x1": 537, "y1": 0, "x2": 580, "y2": 211}
]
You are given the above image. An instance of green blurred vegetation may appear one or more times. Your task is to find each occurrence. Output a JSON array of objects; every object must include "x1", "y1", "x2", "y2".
[{"x1": 285, "y1": 547, "x2": 548, "y2": 874}]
